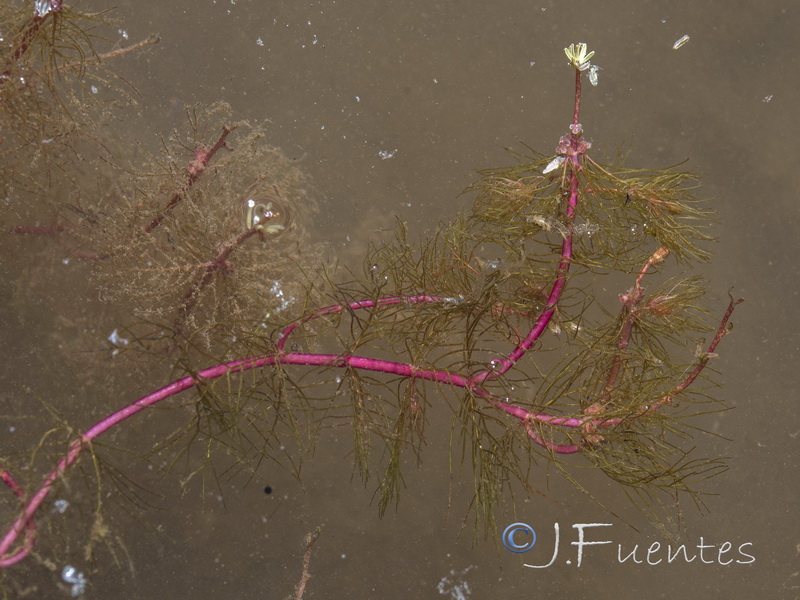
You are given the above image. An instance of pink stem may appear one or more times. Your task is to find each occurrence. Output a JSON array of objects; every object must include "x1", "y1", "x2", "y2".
[
  {"x1": 175, "y1": 226, "x2": 261, "y2": 332},
  {"x1": 8, "y1": 224, "x2": 67, "y2": 235},
  {"x1": 0, "y1": 340, "x2": 574, "y2": 564},
  {"x1": 276, "y1": 295, "x2": 446, "y2": 352},
  {"x1": 2, "y1": 1, "x2": 64, "y2": 77},
  {"x1": 0, "y1": 58, "x2": 741, "y2": 566},
  {"x1": 472, "y1": 66, "x2": 585, "y2": 384},
  {"x1": 0, "y1": 470, "x2": 36, "y2": 566},
  {"x1": 144, "y1": 126, "x2": 234, "y2": 234},
  {"x1": 601, "y1": 247, "x2": 670, "y2": 405},
  {"x1": 572, "y1": 68, "x2": 582, "y2": 126},
  {"x1": 0, "y1": 290, "x2": 741, "y2": 564},
  {"x1": 472, "y1": 179, "x2": 576, "y2": 383}
]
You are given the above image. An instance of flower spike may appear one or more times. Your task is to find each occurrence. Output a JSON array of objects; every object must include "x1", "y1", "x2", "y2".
[{"x1": 564, "y1": 42, "x2": 595, "y2": 71}]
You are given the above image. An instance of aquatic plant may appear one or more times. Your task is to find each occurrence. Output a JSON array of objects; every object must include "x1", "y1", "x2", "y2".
[{"x1": 0, "y1": 4, "x2": 740, "y2": 593}]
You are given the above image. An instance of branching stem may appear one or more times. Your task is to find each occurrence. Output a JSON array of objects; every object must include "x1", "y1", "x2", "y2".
[
  {"x1": 2, "y1": 1, "x2": 64, "y2": 74},
  {"x1": 473, "y1": 66, "x2": 584, "y2": 383},
  {"x1": 0, "y1": 286, "x2": 741, "y2": 565},
  {"x1": 600, "y1": 246, "x2": 671, "y2": 406},
  {"x1": 144, "y1": 126, "x2": 234, "y2": 233}
]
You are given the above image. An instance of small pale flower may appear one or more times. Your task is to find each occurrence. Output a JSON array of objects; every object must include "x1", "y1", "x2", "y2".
[{"x1": 564, "y1": 43, "x2": 595, "y2": 71}]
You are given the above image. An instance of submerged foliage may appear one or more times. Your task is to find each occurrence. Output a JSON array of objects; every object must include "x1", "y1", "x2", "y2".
[
  {"x1": 246, "y1": 151, "x2": 725, "y2": 519},
  {"x1": 88, "y1": 102, "x2": 325, "y2": 341},
  {"x1": 0, "y1": 1, "x2": 157, "y2": 207},
  {"x1": 0, "y1": 10, "x2": 741, "y2": 594}
]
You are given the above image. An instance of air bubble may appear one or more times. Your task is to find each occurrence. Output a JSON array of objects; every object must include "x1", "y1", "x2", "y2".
[
  {"x1": 575, "y1": 222, "x2": 599, "y2": 237},
  {"x1": 107, "y1": 329, "x2": 130, "y2": 346},
  {"x1": 61, "y1": 566, "x2": 87, "y2": 597},
  {"x1": 268, "y1": 280, "x2": 294, "y2": 312},
  {"x1": 241, "y1": 181, "x2": 291, "y2": 234},
  {"x1": 34, "y1": 0, "x2": 58, "y2": 17}
]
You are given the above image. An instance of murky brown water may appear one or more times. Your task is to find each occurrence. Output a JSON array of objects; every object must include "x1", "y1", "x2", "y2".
[{"x1": 2, "y1": 0, "x2": 798, "y2": 598}]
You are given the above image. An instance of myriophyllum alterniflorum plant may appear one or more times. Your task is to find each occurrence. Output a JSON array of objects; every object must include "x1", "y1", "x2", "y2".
[{"x1": 0, "y1": 41, "x2": 741, "y2": 572}]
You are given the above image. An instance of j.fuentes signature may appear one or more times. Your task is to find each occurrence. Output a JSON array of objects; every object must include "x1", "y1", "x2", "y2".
[{"x1": 502, "y1": 522, "x2": 755, "y2": 568}]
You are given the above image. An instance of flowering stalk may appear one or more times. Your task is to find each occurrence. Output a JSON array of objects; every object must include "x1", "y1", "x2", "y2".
[{"x1": 473, "y1": 46, "x2": 591, "y2": 384}]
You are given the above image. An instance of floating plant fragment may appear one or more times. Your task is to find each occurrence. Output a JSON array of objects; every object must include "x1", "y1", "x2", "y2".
[
  {"x1": 673, "y1": 35, "x2": 690, "y2": 49},
  {"x1": 542, "y1": 156, "x2": 565, "y2": 174},
  {"x1": 588, "y1": 64, "x2": 602, "y2": 86}
]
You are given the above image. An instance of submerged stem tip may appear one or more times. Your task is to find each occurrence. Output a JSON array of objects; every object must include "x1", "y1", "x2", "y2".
[{"x1": 564, "y1": 42, "x2": 595, "y2": 71}]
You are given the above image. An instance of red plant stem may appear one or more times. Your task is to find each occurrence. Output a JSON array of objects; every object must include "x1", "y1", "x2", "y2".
[
  {"x1": 144, "y1": 126, "x2": 234, "y2": 233},
  {"x1": 0, "y1": 58, "x2": 741, "y2": 566},
  {"x1": 57, "y1": 35, "x2": 160, "y2": 71},
  {"x1": 473, "y1": 178, "x2": 575, "y2": 384},
  {"x1": 600, "y1": 247, "x2": 670, "y2": 405},
  {"x1": 2, "y1": 1, "x2": 64, "y2": 75},
  {"x1": 585, "y1": 296, "x2": 744, "y2": 427},
  {"x1": 8, "y1": 224, "x2": 67, "y2": 235},
  {"x1": 6, "y1": 126, "x2": 232, "y2": 258},
  {"x1": 673, "y1": 294, "x2": 743, "y2": 394},
  {"x1": 276, "y1": 295, "x2": 448, "y2": 352},
  {"x1": 0, "y1": 350, "x2": 476, "y2": 564},
  {"x1": 0, "y1": 325, "x2": 556, "y2": 566},
  {"x1": 0, "y1": 345, "x2": 538, "y2": 566},
  {"x1": 276, "y1": 295, "x2": 584, "y2": 432},
  {"x1": 0, "y1": 470, "x2": 35, "y2": 567},
  {"x1": 175, "y1": 226, "x2": 260, "y2": 330},
  {"x1": 524, "y1": 424, "x2": 580, "y2": 455},
  {"x1": 472, "y1": 67, "x2": 585, "y2": 384},
  {"x1": 293, "y1": 527, "x2": 322, "y2": 600},
  {"x1": 0, "y1": 291, "x2": 740, "y2": 565}
]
